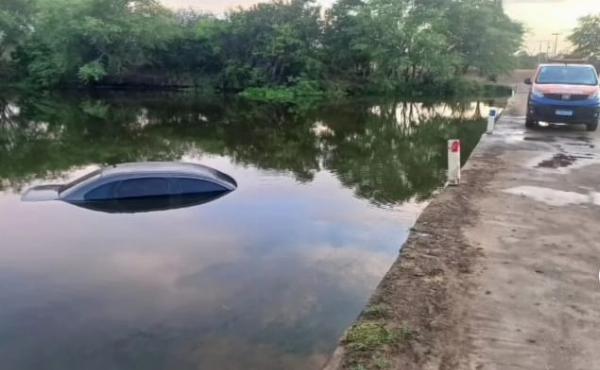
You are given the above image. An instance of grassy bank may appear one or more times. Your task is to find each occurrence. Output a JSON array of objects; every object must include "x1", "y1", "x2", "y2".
[{"x1": 237, "y1": 81, "x2": 513, "y2": 104}]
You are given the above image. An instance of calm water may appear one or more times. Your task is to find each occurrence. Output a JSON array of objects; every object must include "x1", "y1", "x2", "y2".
[{"x1": 0, "y1": 92, "x2": 506, "y2": 370}]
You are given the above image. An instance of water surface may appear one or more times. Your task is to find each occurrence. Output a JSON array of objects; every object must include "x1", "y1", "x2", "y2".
[{"x1": 0, "y1": 92, "x2": 505, "y2": 370}]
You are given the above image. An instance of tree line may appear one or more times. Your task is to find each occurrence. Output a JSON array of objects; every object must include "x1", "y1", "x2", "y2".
[{"x1": 0, "y1": 0, "x2": 524, "y2": 96}]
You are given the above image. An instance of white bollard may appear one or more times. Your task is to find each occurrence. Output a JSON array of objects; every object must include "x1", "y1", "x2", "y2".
[
  {"x1": 487, "y1": 108, "x2": 497, "y2": 134},
  {"x1": 447, "y1": 139, "x2": 461, "y2": 186}
]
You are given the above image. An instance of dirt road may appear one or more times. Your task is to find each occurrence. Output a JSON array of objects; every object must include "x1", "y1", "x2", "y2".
[{"x1": 325, "y1": 77, "x2": 600, "y2": 369}]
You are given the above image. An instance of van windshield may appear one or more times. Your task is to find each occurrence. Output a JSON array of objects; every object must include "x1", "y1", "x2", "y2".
[{"x1": 536, "y1": 66, "x2": 598, "y2": 86}]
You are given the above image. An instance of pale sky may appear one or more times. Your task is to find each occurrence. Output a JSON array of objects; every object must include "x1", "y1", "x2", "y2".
[
  {"x1": 160, "y1": 0, "x2": 600, "y2": 53},
  {"x1": 504, "y1": 0, "x2": 599, "y2": 53}
]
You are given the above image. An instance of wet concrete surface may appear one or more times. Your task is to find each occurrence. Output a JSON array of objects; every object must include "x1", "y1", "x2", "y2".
[
  {"x1": 536, "y1": 153, "x2": 579, "y2": 168},
  {"x1": 464, "y1": 82, "x2": 600, "y2": 369}
]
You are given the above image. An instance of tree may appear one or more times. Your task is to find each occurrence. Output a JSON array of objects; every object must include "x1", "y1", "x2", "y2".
[
  {"x1": 154, "y1": 11, "x2": 225, "y2": 85},
  {"x1": 515, "y1": 50, "x2": 540, "y2": 69},
  {"x1": 322, "y1": 0, "x2": 373, "y2": 89},
  {"x1": 217, "y1": 0, "x2": 324, "y2": 91},
  {"x1": 323, "y1": 0, "x2": 522, "y2": 92},
  {"x1": 14, "y1": 0, "x2": 179, "y2": 86},
  {"x1": 323, "y1": 0, "x2": 450, "y2": 92},
  {"x1": 569, "y1": 14, "x2": 600, "y2": 60},
  {"x1": 0, "y1": 0, "x2": 34, "y2": 70},
  {"x1": 445, "y1": 0, "x2": 523, "y2": 77}
]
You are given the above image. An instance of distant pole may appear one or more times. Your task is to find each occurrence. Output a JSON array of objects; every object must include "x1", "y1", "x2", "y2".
[{"x1": 552, "y1": 33, "x2": 560, "y2": 57}]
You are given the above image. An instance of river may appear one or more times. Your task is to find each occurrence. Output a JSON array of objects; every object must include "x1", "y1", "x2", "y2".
[{"x1": 0, "y1": 92, "x2": 506, "y2": 370}]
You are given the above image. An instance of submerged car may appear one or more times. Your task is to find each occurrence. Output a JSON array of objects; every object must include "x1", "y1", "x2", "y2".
[
  {"x1": 525, "y1": 63, "x2": 600, "y2": 131},
  {"x1": 22, "y1": 162, "x2": 237, "y2": 213}
]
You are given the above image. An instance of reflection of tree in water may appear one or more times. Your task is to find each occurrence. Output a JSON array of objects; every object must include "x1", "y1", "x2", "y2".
[
  {"x1": 0, "y1": 96, "x2": 11, "y2": 122},
  {"x1": 317, "y1": 102, "x2": 486, "y2": 204},
  {"x1": 0, "y1": 92, "x2": 493, "y2": 205},
  {"x1": 0, "y1": 94, "x2": 185, "y2": 190}
]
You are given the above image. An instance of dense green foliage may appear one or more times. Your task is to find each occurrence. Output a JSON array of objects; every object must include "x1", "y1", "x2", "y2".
[
  {"x1": 569, "y1": 14, "x2": 600, "y2": 63},
  {"x1": 11, "y1": 0, "x2": 179, "y2": 87},
  {"x1": 0, "y1": 0, "x2": 34, "y2": 66},
  {"x1": 1, "y1": 0, "x2": 523, "y2": 96}
]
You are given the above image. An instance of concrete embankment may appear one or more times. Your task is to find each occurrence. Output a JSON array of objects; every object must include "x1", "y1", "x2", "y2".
[{"x1": 325, "y1": 79, "x2": 600, "y2": 370}]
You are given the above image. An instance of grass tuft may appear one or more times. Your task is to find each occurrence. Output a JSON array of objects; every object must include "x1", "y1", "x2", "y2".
[{"x1": 345, "y1": 322, "x2": 398, "y2": 351}]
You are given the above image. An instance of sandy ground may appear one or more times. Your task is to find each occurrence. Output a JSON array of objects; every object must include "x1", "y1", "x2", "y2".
[{"x1": 324, "y1": 74, "x2": 600, "y2": 369}]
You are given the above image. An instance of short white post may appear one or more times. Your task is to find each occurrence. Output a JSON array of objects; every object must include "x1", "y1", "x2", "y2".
[
  {"x1": 487, "y1": 108, "x2": 497, "y2": 134},
  {"x1": 448, "y1": 139, "x2": 461, "y2": 186}
]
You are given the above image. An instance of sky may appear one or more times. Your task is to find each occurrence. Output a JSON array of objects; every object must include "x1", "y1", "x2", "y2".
[
  {"x1": 160, "y1": 0, "x2": 600, "y2": 53},
  {"x1": 503, "y1": 0, "x2": 599, "y2": 53}
]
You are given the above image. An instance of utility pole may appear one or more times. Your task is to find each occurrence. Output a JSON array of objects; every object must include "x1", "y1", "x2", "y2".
[{"x1": 552, "y1": 33, "x2": 561, "y2": 57}]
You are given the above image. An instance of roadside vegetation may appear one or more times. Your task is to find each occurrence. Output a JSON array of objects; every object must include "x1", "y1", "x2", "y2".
[
  {"x1": 342, "y1": 311, "x2": 414, "y2": 370},
  {"x1": 0, "y1": 0, "x2": 523, "y2": 100},
  {"x1": 569, "y1": 14, "x2": 600, "y2": 67}
]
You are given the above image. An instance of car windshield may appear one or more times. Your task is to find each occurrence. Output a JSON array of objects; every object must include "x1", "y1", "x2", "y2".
[
  {"x1": 60, "y1": 169, "x2": 102, "y2": 193},
  {"x1": 536, "y1": 66, "x2": 598, "y2": 86}
]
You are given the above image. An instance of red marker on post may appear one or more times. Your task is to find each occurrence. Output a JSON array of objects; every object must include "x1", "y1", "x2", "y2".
[{"x1": 451, "y1": 140, "x2": 461, "y2": 153}]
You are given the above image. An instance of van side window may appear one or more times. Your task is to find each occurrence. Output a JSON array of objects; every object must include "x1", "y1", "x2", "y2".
[
  {"x1": 115, "y1": 178, "x2": 170, "y2": 199},
  {"x1": 172, "y1": 178, "x2": 226, "y2": 195},
  {"x1": 85, "y1": 182, "x2": 118, "y2": 201}
]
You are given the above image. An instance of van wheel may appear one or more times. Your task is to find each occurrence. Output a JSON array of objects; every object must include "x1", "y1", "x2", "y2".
[
  {"x1": 525, "y1": 117, "x2": 537, "y2": 129},
  {"x1": 586, "y1": 121, "x2": 598, "y2": 132}
]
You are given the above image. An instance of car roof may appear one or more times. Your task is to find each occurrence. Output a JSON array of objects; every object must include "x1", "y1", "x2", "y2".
[
  {"x1": 98, "y1": 162, "x2": 237, "y2": 190},
  {"x1": 538, "y1": 63, "x2": 595, "y2": 68},
  {"x1": 100, "y1": 162, "x2": 219, "y2": 178}
]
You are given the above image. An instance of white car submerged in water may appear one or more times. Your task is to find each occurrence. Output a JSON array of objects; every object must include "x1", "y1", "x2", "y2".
[{"x1": 22, "y1": 162, "x2": 237, "y2": 213}]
